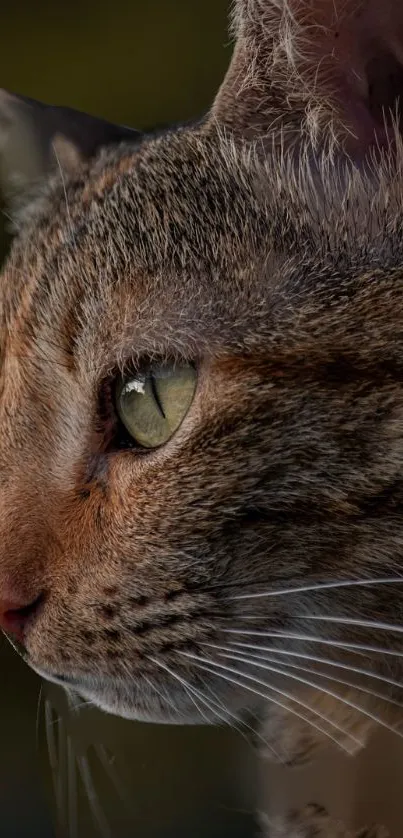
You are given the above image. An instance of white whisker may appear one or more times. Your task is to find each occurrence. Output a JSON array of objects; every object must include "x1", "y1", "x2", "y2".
[
  {"x1": 67, "y1": 735, "x2": 78, "y2": 838},
  {"x1": 206, "y1": 641, "x2": 403, "y2": 692},
  {"x1": 35, "y1": 684, "x2": 43, "y2": 751},
  {"x1": 180, "y1": 686, "x2": 213, "y2": 725},
  {"x1": 64, "y1": 688, "x2": 93, "y2": 714},
  {"x1": 66, "y1": 697, "x2": 92, "y2": 713},
  {"x1": 123, "y1": 662, "x2": 182, "y2": 720},
  {"x1": 194, "y1": 672, "x2": 277, "y2": 756},
  {"x1": 149, "y1": 656, "x2": 225, "y2": 726},
  {"x1": 297, "y1": 614, "x2": 403, "y2": 634},
  {"x1": 201, "y1": 677, "x2": 284, "y2": 761},
  {"x1": 52, "y1": 140, "x2": 74, "y2": 239},
  {"x1": 222, "y1": 628, "x2": 403, "y2": 658},
  {"x1": 142, "y1": 672, "x2": 181, "y2": 717},
  {"x1": 177, "y1": 651, "x2": 362, "y2": 752},
  {"x1": 218, "y1": 649, "x2": 403, "y2": 711},
  {"x1": 191, "y1": 651, "x2": 403, "y2": 741},
  {"x1": 198, "y1": 677, "x2": 246, "y2": 728},
  {"x1": 78, "y1": 755, "x2": 112, "y2": 838},
  {"x1": 229, "y1": 576, "x2": 403, "y2": 601},
  {"x1": 44, "y1": 700, "x2": 63, "y2": 818},
  {"x1": 94, "y1": 745, "x2": 129, "y2": 806}
]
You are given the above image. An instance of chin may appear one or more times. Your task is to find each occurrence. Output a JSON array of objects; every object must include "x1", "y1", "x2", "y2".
[
  {"x1": 79, "y1": 686, "x2": 209, "y2": 725},
  {"x1": 31, "y1": 663, "x2": 220, "y2": 725}
]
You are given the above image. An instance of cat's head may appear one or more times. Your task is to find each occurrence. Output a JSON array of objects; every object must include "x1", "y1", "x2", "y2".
[{"x1": 1, "y1": 0, "x2": 403, "y2": 746}]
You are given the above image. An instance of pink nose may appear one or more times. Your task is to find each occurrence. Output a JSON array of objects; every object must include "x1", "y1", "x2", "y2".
[{"x1": 0, "y1": 593, "x2": 44, "y2": 645}]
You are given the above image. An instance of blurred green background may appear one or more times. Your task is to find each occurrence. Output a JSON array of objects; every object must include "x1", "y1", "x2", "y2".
[
  {"x1": 0, "y1": 0, "x2": 230, "y2": 258},
  {"x1": 0, "y1": 3, "x2": 258, "y2": 837},
  {"x1": 1, "y1": 0, "x2": 229, "y2": 127}
]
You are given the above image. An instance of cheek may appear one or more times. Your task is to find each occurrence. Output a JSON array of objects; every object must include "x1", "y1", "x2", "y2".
[
  {"x1": 40, "y1": 479, "x2": 200, "y2": 610},
  {"x1": 34, "y1": 424, "x2": 264, "y2": 647}
]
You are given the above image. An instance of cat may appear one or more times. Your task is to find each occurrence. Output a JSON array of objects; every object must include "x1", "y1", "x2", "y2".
[{"x1": 1, "y1": 0, "x2": 403, "y2": 835}]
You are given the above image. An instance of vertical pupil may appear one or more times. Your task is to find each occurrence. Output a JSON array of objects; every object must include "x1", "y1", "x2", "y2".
[{"x1": 149, "y1": 374, "x2": 166, "y2": 418}]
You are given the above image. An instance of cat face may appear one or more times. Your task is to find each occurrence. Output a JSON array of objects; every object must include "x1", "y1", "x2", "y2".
[
  {"x1": 0, "y1": 129, "x2": 282, "y2": 721},
  {"x1": 1, "y1": 0, "x2": 403, "y2": 745}
]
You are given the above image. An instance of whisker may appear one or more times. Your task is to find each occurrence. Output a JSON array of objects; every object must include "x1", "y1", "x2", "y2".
[
  {"x1": 228, "y1": 576, "x2": 403, "y2": 601},
  {"x1": 94, "y1": 745, "x2": 131, "y2": 808},
  {"x1": 176, "y1": 685, "x2": 213, "y2": 726},
  {"x1": 196, "y1": 676, "x2": 240, "y2": 726},
  {"x1": 149, "y1": 657, "x2": 292, "y2": 760},
  {"x1": 142, "y1": 672, "x2": 181, "y2": 717},
  {"x1": 177, "y1": 651, "x2": 362, "y2": 753},
  {"x1": 2, "y1": 207, "x2": 13, "y2": 223},
  {"x1": 52, "y1": 140, "x2": 74, "y2": 239},
  {"x1": 217, "y1": 649, "x2": 403, "y2": 711},
  {"x1": 44, "y1": 699, "x2": 63, "y2": 818},
  {"x1": 57, "y1": 710, "x2": 67, "y2": 817},
  {"x1": 207, "y1": 641, "x2": 403, "y2": 692},
  {"x1": 297, "y1": 614, "x2": 403, "y2": 634},
  {"x1": 193, "y1": 673, "x2": 268, "y2": 754},
  {"x1": 35, "y1": 684, "x2": 43, "y2": 751},
  {"x1": 149, "y1": 656, "x2": 221, "y2": 726},
  {"x1": 189, "y1": 652, "x2": 403, "y2": 742},
  {"x1": 67, "y1": 735, "x2": 79, "y2": 838},
  {"x1": 77, "y1": 754, "x2": 113, "y2": 838},
  {"x1": 66, "y1": 695, "x2": 93, "y2": 713},
  {"x1": 221, "y1": 628, "x2": 403, "y2": 658},
  {"x1": 194, "y1": 661, "x2": 360, "y2": 754},
  {"x1": 201, "y1": 677, "x2": 284, "y2": 761},
  {"x1": 64, "y1": 687, "x2": 94, "y2": 714}
]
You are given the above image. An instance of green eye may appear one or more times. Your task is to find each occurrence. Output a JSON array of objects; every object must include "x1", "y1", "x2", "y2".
[{"x1": 115, "y1": 361, "x2": 197, "y2": 449}]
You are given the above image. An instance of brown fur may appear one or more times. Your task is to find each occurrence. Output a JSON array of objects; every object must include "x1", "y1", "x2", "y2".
[
  {"x1": 262, "y1": 804, "x2": 388, "y2": 837},
  {"x1": 1, "y1": 2, "x2": 403, "y2": 835}
]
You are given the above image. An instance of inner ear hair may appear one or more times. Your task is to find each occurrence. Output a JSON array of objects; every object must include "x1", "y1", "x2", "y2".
[
  {"x1": 51, "y1": 133, "x2": 84, "y2": 177},
  {"x1": 210, "y1": 0, "x2": 403, "y2": 159}
]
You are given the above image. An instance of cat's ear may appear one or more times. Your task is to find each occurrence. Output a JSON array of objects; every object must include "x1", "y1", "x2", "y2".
[
  {"x1": 210, "y1": 0, "x2": 403, "y2": 157},
  {"x1": 0, "y1": 89, "x2": 141, "y2": 217}
]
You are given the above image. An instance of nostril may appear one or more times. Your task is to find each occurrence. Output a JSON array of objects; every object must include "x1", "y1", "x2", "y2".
[{"x1": 0, "y1": 592, "x2": 46, "y2": 645}]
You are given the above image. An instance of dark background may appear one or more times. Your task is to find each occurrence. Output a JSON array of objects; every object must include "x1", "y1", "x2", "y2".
[{"x1": 0, "y1": 3, "x2": 257, "y2": 837}]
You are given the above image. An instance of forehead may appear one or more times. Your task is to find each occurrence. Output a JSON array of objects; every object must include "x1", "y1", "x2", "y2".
[
  {"x1": 1, "y1": 129, "x2": 281, "y2": 372},
  {"x1": 2, "y1": 128, "x2": 401, "y2": 378}
]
